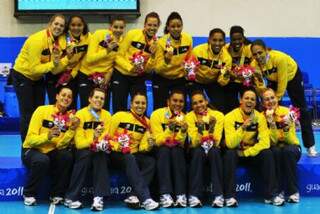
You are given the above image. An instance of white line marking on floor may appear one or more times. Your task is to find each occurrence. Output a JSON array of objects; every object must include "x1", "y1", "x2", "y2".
[{"x1": 48, "y1": 203, "x2": 55, "y2": 214}]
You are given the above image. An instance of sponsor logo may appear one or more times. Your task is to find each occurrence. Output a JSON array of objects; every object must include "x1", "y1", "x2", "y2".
[
  {"x1": 236, "y1": 182, "x2": 252, "y2": 192},
  {"x1": 0, "y1": 186, "x2": 24, "y2": 197},
  {"x1": 206, "y1": 182, "x2": 252, "y2": 193},
  {"x1": 81, "y1": 185, "x2": 132, "y2": 196},
  {"x1": 306, "y1": 184, "x2": 320, "y2": 193},
  {"x1": 110, "y1": 186, "x2": 132, "y2": 195}
]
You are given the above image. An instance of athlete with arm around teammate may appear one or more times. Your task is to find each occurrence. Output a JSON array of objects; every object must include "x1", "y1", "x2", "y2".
[{"x1": 223, "y1": 89, "x2": 284, "y2": 206}]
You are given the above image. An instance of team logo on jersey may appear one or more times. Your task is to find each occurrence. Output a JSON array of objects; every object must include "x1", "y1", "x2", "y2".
[
  {"x1": 48, "y1": 121, "x2": 54, "y2": 127},
  {"x1": 181, "y1": 47, "x2": 188, "y2": 52},
  {"x1": 235, "y1": 122, "x2": 242, "y2": 129}
]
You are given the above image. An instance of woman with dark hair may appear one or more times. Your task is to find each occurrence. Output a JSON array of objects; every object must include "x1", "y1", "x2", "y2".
[
  {"x1": 222, "y1": 25, "x2": 255, "y2": 114},
  {"x1": 227, "y1": 25, "x2": 252, "y2": 52},
  {"x1": 79, "y1": 16, "x2": 126, "y2": 110},
  {"x1": 250, "y1": 39, "x2": 317, "y2": 156},
  {"x1": 190, "y1": 28, "x2": 232, "y2": 113},
  {"x1": 223, "y1": 89, "x2": 283, "y2": 206},
  {"x1": 22, "y1": 87, "x2": 79, "y2": 206},
  {"x1": 227, "y1": 26, "x2": 252, "y2": 73},
  {"x1": 262, "y1": 88, "x2": 301, "y2": 203},
  {"x1": 108, "y1": 91, "x2": 159, "y2": 210},
  {"x1": 153, "y1": 12, "x2": 192, "y2": 110},
  {"x1": 150, "y1": 89, "x2": 188, "y2": 207},
  {"x1": 186, "y1": 90, "x2": 224, "y2": 207},
  {"x1": 112, "y1": 12, "x2": 161, "y2": 113},
  {"x1": 13, "y1": 14, "x2": 67, "y2": 142},
  {"x1": 46, "y1": 15, "x2": 90, "y2": 109}
]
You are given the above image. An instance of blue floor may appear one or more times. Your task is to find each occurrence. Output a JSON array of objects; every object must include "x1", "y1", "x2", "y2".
[{"x1": 0, "y1": 198, "x2": 320, "y2": 214}]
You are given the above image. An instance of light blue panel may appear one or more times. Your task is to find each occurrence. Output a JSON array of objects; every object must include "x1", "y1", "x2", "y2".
[{"x1": 18, "y1": 0, "x2": 138, "y2": 10}]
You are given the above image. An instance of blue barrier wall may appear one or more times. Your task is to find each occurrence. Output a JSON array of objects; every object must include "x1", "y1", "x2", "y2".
[
  {"x1": 1, "y1": 155, "x2": 320, "y2": 201},
  {"x1": 0, "y1": 36, "x2": 319, "y2": 88},
  {"x1": 0, "y1": 37, "x2": 27, "y2": 63}
]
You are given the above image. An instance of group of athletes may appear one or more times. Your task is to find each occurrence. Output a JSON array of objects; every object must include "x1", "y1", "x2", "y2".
[{"x1": 12, "y1": 11, "x2": 318, "y2": 211}]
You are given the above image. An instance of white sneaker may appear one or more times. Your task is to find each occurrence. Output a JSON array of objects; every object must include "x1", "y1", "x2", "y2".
[
  {"x1": 160, "y1": 194, "x2": 174, "y2": 208},
  {"x1": 278, "y1": 191, "x2": 285, "y2": 200},
  {"x1": 91, "y1": 197, "x2": 104, "y2": 211},
  {"x1": 175, "y1": 194, "x2": 187, "y2": 207},
  {"x1": 141, "y1": 198, "x2": 159, "y2": 210},
  {"x1": 64, "y1": 199, "x2": 82, "y2": 209},
  {"x1": 124, "y1": 195, "x2": 139, "y2": 204},
  {"x1": 188, "y1": 195, "x2": 202, "y2": 207},
  {"x1": 264, "y1": 195, "x2": 285, "y2": 206},
  {"x1": 23, "y1": 196, "x2": 36, "y2": 206},
  {"x1": 50, "y1": 196, "x2": 64, "y2": 205},
  {"x1": 307, "y1": 146, "x2": 318, "y2": 157},
  {"x1": 124, "y1": 195, "x2": 140, "y2": 209},
  {"x1": 212, "y1": 195, "x2": 224, "y2": 208},
  {"x1": 288, "y1": 192, "x2": 300, "y2": 203},
  {"x1": 225, "y1": 197, "x2": 238, "y2": 207}
]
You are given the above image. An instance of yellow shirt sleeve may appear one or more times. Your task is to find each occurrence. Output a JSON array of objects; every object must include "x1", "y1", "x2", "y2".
[
  {"x1": 55, "y1": 129, "x2": 76, "y2": 149},
  {"x1": 70, "y1": 62, "x2": 81, "y2": 78},
  {"x1": 139, "y1": 131, "x2": 152, "y2": 152},
  {"x1": 217, "y1": 49, "x2": 233, "y2": 86},
  {"x1": 212, "y1": 112, "x2": 224, "y2": 146},
  {"x1": 283, "y1": 124, "x2": 299, "y2": 145},
  {"x1": 186, "y1": 112, "x2": 202, "y2": 147},
  {"x1": 274, "y1": 55, "x2": 289, "y2": 99},
  {"x1": 86, "y1": 32, "x2": 112, "y2": 64},
  {"x1": 269, "y1": 125, "x2": 280, "y2": 144},
  {"x1": 243, "y1": 114, "x2": 270, "y2": 157},
  {"x1": 74, "y1": 111, "x2": 93, "y2": 149},
  {"x1": 154, "y1": 37, "x2": 172, "y2": 75},
  {"x1": 51, "y1": 56, "x2": 70, "y2": 75},
  {"x1": 269, "y1": 107, "x2": 299, "y2": 146},
  {"x1": 100, "y1": 115, "x2": 120, "y2": 151},
  {"x1": 114, "y1": 31, "x2": 135, "y2": 73},
  {"x1": 28, "y1": 36, "x2": 55, "y2": 75},
  {"x1": 108, "y1": 112, "x2": 123, "y2": 152},
  {"x1": 145, "y1": 52, "x2": 157, "y2": 73},
  {"x1": 224, "y1": 113, "x2": 245, "y2": 149},
  {"x1": 150, "y1": 110, "x2": 172, "y2": 146},
  {"x1": 175, "y1": 129, "x2": 187, "y2": 146},
  {"x1": 24, "y1": 106, "x2": 50, "y2": 147},
  {"x1": 109, "y1": 112, "x2": 121, "y2": 137}
]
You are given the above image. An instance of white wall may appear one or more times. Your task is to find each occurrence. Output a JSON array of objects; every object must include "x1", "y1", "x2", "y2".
[{"x1": 1, "y1": 0, "x2": 320, "y2": 37}]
